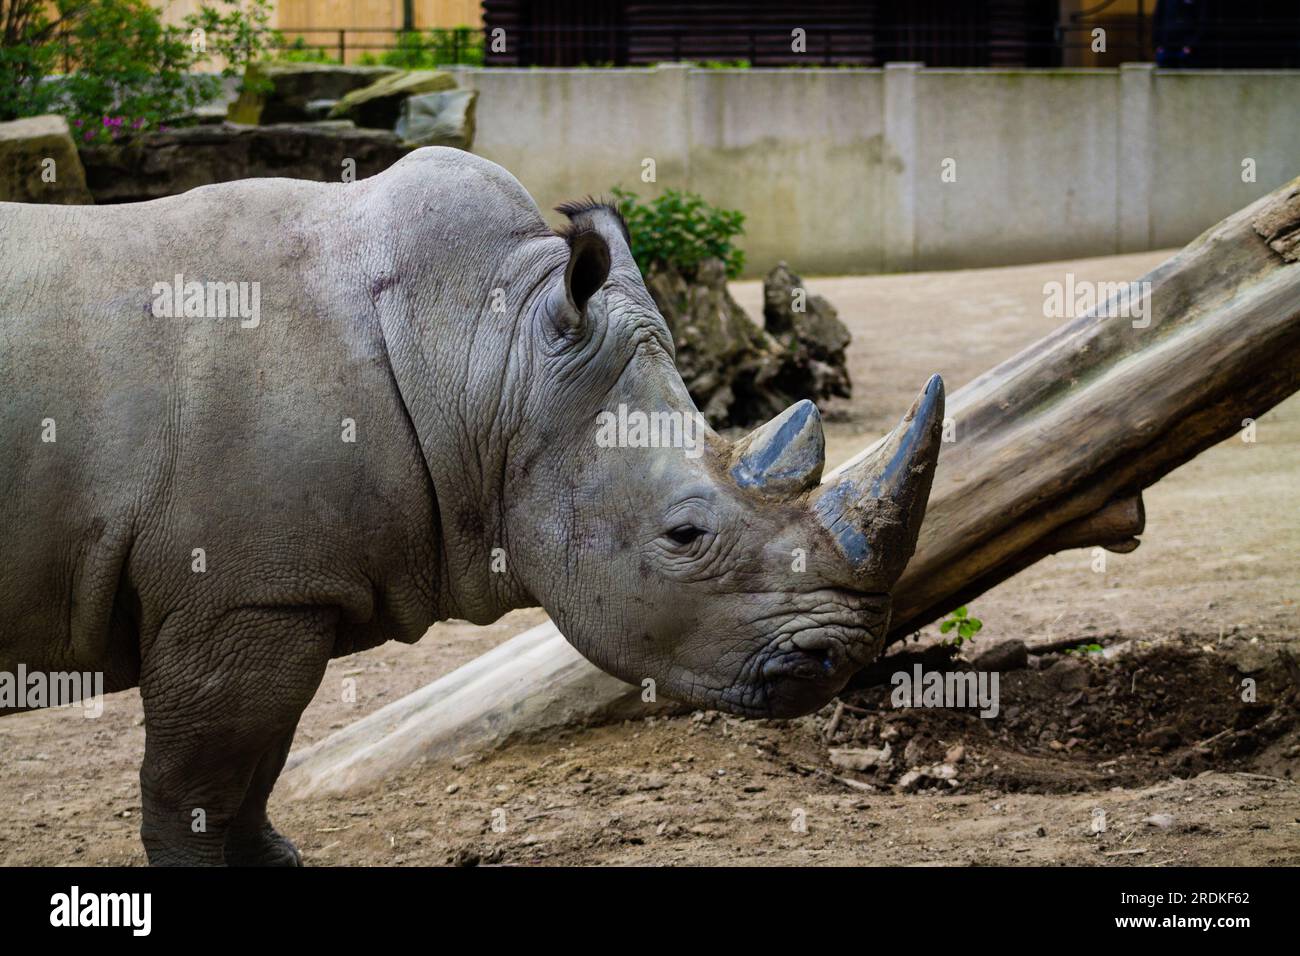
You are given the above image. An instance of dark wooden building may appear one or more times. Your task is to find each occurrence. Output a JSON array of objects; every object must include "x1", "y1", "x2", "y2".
[{"x1": 481, "y1": 0, "x2": 1063, "y2": 68}]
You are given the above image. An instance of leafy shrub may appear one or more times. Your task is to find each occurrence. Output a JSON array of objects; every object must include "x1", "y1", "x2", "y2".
[
  {"x1": 360, "y1": 28, "x2": 484, "y2": 68},
  {"x1": 63, "y1": 0, "x2": 219, "y2": 131},
  {"x1": 274, "y1": 37, "x2": 339, "y2": 64},
  {"x1": 1, "y1": 0, "x2": 219, "y2": 126},
  {"x1": 610, "y1": 187, "x2": 746, "y2": 280},
  {"x1": 183, "y1": 0, "x2": 280, "y2": 94},
  {"x1": 0, "y1": 1, "x2": 64, "y2": 120}
]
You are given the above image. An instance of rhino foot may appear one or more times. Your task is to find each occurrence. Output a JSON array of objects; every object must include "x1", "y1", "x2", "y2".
[{"x1": 225, "y1": 823, "x2": 303, "y2": 867}]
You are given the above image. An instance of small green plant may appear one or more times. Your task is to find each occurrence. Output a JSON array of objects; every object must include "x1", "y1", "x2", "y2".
[
  {"x1": 370, "y1": 28, "x2": 484, "y2": 68},
  {"x1": 1067, "y1": 642, "x2": 1105, "y2": 656},
  {"x1": 939, "y1": 606, "x2": 983, "y2": 646},
  {"x1": 610, "y1": 187, "x2": 746, "y2": 279},
  {"x1": 274, "y1": 37, "x2": 339, "y2": 64}
]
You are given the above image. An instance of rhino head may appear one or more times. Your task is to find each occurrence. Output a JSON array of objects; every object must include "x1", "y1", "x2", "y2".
[{"x1": 495, "y1": 200, "x2": 944, "y2": 718}]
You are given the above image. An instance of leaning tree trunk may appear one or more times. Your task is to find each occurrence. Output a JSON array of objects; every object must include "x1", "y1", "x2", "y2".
[{"x1": 281, "y1": 176, "x2": 1300, "y2": 799}]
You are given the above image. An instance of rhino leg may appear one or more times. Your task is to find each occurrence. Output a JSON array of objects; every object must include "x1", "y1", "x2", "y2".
[
  {"x1": 223, "y1": 732, "x2": 302, "y2": 867},
  {"x1": 138, "y1": 607, "x2": 335, "y2": 867}
]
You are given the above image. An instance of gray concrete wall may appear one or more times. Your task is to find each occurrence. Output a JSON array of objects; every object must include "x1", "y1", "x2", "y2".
[{"x1": 451, "y1": 64, "x2": 1300, "y2": 276}]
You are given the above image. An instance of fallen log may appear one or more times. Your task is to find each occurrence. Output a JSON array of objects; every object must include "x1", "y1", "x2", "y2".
[{"x1": 282, "y1": 176, "x2": 1300, "y2": 798}]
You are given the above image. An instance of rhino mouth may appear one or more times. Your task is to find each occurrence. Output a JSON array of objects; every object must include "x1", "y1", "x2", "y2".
[{"x1": 712, "y1": 590, "x2": 888, "y2": 718}]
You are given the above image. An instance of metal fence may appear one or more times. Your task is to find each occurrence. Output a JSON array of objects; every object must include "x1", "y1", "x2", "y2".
[
  {"x1": 269, "y1": 18, "x2": 1300, "y2": 70},
  {"x1": 271, "y1": 27, "x2": 483, "y2": 66}
]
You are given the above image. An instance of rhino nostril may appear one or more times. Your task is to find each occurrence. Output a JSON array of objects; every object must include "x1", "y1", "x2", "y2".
[
  {"x1": 784, "y1": 646, "x2": 838, "y2": 679},
  {"x1": 790, "y1": 634, "x2": 842, "y2": 670}
]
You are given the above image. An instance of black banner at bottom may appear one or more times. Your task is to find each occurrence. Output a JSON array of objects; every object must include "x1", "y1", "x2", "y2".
[{"x1": 0, "y1": 864, "x2": 1287, "y2": 942}]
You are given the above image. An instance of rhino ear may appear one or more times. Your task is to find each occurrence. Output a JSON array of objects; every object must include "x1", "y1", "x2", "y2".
[{"x1": 563, "y1": 228, "x2": 610, "y2": 314}]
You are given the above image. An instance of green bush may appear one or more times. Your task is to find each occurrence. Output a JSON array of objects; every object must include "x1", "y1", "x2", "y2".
[
  {"x1": 363, "y1": 28, "x2": 484, "y2": 69},
  {"x1": 183, "y1": 0, "x2": 279, "y2": 94},
  {"x1": 0, "y1": 0, "x2": 296, "y2": 135},
  {"x1": 1, "y1": 0, "x2": 219, "y2": 129},
  {"x1": 274, "y1": 37, "x2": 339, "y2": 64},
  {"x1": 0, "y1": 1, "x2": 63, "y2": 120},
  {"x1": 611, "y1": 187, "x2": 746, "y2": 280}
]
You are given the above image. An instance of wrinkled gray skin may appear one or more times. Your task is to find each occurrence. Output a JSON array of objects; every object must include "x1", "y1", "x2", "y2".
[{"x1": 0, "y1": 148, "x2": 942, "y2": 865}]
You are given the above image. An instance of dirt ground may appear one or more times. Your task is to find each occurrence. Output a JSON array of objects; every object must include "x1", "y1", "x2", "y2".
[{"x1": 2, "y1": 250, "x2": 1297, "y2": 866}]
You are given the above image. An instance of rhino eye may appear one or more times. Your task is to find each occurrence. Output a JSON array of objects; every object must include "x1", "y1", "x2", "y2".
[{"x1": 665, "y1": 524, "x2": 707, "y2": 547}]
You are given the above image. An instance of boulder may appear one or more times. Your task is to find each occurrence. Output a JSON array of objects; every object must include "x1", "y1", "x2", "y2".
[
  {"x1": 227, "y1": 62, "x2": 400, "y2": 125},
  {"x1": 971, "y1": 638, "x2": 1029, "y2": 672},
  {"x1": 0, "y1": 115, "x2": 93, "y2": 205},
  {"x1": 1223, "y1": 639, "x2": 1277, "y2": 674},
  {"x1": 644, "y1": 257, "x2": 783, "y2": 426},
  {"x1": 78, "y1": 122, "x2": 414, "y2": 204},
  {"x1": 396, "y1": 88, "x2": 477, "y2": 149},
  {"x1": 304, "y1": 99, "x2": 338, "y2": 120},
  {"x1": 829, "y1": 744, "x2": 891, "y2": 771},
  {"x1": 763, "y1": 261, "x2": 852, "y2": 403},
  {"x1": 643, "y1": 258, "x2": 853, "y2": 428},
  {"x1": 327, "y1": 70, "x2": 457, "y2": 129},
  {"x1": 191, "y1": 103, "x2": 232, "y2": 125}
]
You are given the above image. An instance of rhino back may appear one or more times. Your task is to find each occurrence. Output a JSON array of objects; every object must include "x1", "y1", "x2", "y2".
[{"x1": 0, "y1": 178, "x2": 440, "y2": 687}]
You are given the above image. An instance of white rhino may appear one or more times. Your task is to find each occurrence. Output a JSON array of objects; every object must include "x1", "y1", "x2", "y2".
[{"x1": 0, "y1": 148, "x2": 942, "y2": 864}]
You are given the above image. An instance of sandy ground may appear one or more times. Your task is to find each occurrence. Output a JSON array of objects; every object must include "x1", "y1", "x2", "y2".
[{"x1": 2, "y1": 250, "x2": 1296, "y2": 866}]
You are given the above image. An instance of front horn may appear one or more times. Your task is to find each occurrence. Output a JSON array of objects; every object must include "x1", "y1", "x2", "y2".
[{"x1": 810, "y1": 374, "x2": 944, "y2": 587}]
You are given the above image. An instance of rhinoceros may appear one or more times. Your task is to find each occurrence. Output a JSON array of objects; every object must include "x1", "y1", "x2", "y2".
[{"x1": 0, "y1": 147, "x2": 942, "y2": 865}]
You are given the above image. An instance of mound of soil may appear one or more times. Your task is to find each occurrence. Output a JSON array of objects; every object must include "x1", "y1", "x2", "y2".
[
  {"x1": 274, "y1": 636, "x2": 1298, "y2": 867},
  {"x1": 820, "y1": 638, "x2": 1300, "y2": 796}
]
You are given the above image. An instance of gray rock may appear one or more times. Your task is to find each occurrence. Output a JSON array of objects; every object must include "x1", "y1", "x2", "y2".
[
  {"x1": 305, "y1": 99, "x2": 339, "y2": 120},
  {"x1": 1102, "y1": 639, "x2": 1135, "y2": 661},
  {"x1": 903, "y1": 736, "x2": 930, "y2": 767},
  {"x1": 644, "y1": 258, "x2": 782, "y2": 427},
  {"x1": 328, "y1": 70, "x2": 458, "y2": 129},
  {"x1": 78, "y1": 122, "x2": 414, "y2": 204},
  {"x1": 972, "y1": 639, "x2": 1029, "y2": 672},
  {"x1": 829, "y1": 744, "x2": 890, "y2": 771},
  {"x1": 228, "y1": 62, "x2": 400, "y2": 124},
  {"x1": 1224, "y1": 639, "x2": 1277, "y2": 674},
  {"x1": 191, "y1": 103, "x2": 232, "y2": 125},
  {"x1": 0, "y1": 115, "x2": 93, "y2": 205},
  {"x1": 396, "y1": 88, "x2": 477, "y2": 149},
  {"x1": 1043, "y1": 657, "x2": 1090, "y2": 692},
  {"x1": 642, "y1": 258, "x2": 853, "y2": 428},
  {"x1": 897, "y1": 769, "x2": 924, "y2": 792},
  {"x1": 763, "y1": 261, "x2": 852, "y2": 403}
]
